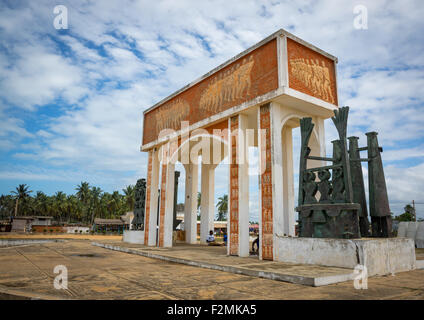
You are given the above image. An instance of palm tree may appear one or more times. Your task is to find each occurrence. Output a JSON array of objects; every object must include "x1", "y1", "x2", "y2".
[
  {"x1": 11, "y1": 184, "x2": 32, "y2": 217},
  {"x1": 76, "y1": 182, "x2": 90, "y2": 204},
  {"x1": 0, "y1": 195, "x2": 15, "y2": 220},
  {"x1": 33, "y1": 191, "x2": 48, "y2": 216},
  {"x1": 54, "y1": 191, "x2": 67, "y2": 222},
  {"x1": 122, "y1": 185, "x2": 135, "y2": 212},
  {"x1": 76, "y1": 182, "x2": 90, "y2": 223},
  {"x1": 90, "y1": 186, "x2": 103, "y2": 225},
  {"x1": 197, "y1": 192, "x2": 201, "y2": 211},
  {"x1": 216, "y1": 194, "x2": 228, "y2": 221},
  {"x1": 197, "y1": 192, "x2": 201, "y2": 221},
  {"x1": 64, "y1": 195, "x2": 80, "y2": 223}
]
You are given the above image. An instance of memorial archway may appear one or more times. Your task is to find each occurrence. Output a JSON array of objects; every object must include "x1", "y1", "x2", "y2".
[{"x1": 141, "y1": 29, "x2": 339, "y2": 261}]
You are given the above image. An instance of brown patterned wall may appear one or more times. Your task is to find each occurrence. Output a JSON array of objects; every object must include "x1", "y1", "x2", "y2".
[
  {"x1": 144, "y1": 151, "x2": 153, "y2": 244},
  {"x1": 287, "y1": 38, "x2": 338, "y2": 105},
  {"x1": 158, "y1": 160, "x2": 167, "y2": 247},
  {"x1": 143, "y1": 39, "x2": 278, "y2": 146},
  {"x1": 229, "y1": 116, "x2": 239, "y2": 256},
  {"x1": 259, "y1": 104, "x2": 273, "y2": 260}
]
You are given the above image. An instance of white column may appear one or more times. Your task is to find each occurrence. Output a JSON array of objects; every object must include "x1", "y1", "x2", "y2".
[
  {"x1": 314, "y1": 117, "x2": 327, "y2": 159},
  {"x1": 200, "y1": 163, "x2": 215, "y2": 244},
  {"x1": 184, "y1": 163, "x2": 198, "y2": 244},
  {"x1": 147, "y1": 149, "x2": 160, "y2": 246},
  {"x1": 281, "y1": 126, "x2": 295, "y2": 236},
  {"x1": 238, "y1": 114, "x2": 249, "y2": 257},
  {"x1": 269, "y1": 103, "x2": 285, "y2": 257},
  {"x1": 162, "y1": 163, "x2": 175, "y2": 248}
]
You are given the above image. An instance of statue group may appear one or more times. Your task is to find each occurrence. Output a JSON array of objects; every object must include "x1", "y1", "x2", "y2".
[
  {"x1": 297, "y1": 106, "x2": 392, "y2": 239},
  {"x1": 131, "y1": 178, "x2": 146, "y2": 230}
]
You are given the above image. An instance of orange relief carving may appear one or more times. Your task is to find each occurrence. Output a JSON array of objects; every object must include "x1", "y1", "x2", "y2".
[
  {"x1": 229, "y1": 116, "x2": 239, "y2": 256},
  {"x1": 143, "y1": 39, "x2": 278, "y2": 145},
  {"x1": 155, "y1": 98, "x2": 190, "y2": 133},
  {"x1": 287, "y1": 38, "x2": 338, "y2": 105},
  {"x1": 259, "y1": 104, "x2": 273, "y2": 260}
]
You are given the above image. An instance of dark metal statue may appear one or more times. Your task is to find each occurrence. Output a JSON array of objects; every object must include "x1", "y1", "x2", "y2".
[
  {"x1": 297, "y1": 107, "x2": 360, "y2": 239},
  {"x1": 366, "y1": 132, "x2": 392, "y2": 237},
  {"x1": 131, "y1": 178, "x2": 146, "y2": 230},
  {"x1": 296, "y1": 106, "x2": 393, "y2": 238},
  {"x1": 348, "y1": 136, "x2": 370, "y2": 237}
]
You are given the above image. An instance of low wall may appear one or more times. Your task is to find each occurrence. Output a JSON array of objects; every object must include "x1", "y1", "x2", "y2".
[
  {"x1": 397, "y1": 221, "x2": 424, "y2": 248},
  {"x1": 275, "y1": 237, "x2": 416, "y2": 276},
  {"x1": 32, "y1": 226, "x2": 64, "y2": 233},
  {"x1": 65, "y1": 226, "x2": 90, "y2": 234},
  {"x1": 0, "y1": 239, "x2": 64, "y2": 247},
  {"x1": 123, "y1": 230, "x2": 144, "y2": 244}
]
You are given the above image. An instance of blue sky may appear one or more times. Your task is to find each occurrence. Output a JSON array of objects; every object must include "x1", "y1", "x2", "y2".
[{"x1": 1, "y1": 0, "x2": 424, "y2": 220}]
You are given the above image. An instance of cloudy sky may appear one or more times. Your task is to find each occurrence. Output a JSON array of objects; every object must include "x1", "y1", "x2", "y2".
[{"x1": 0, "y1": 0, "x2": 423, "y2": 220}]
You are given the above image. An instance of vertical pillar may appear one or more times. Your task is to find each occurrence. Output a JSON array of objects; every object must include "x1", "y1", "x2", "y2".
[
  {"x1": 281, "y1": 126, "x2": 295, "y2": 236},
  {"x1": 228, "y1": 115, "x2": 249, "y2": 257},
  {"x1": 258, "y1": 103, "x2": 274, "y2": 260},
  {"x1": 229, "y1": 116, "x2": 239, "y2": 255},
  {"x1": 184, "y1": 163, "x2": 198, "y2": 244},
  {"x1": 158, "y1": 145, "x2": 175, "y2": 248},
  {"x1": 314, "y1": 117, "x2": 327, "y2": 159},
  {"x1": 145, "y1": 149, "x2": 160, "y2": 246},
  {"x1": 200, "y1": 163, "x2": 215, "y2": 244}
]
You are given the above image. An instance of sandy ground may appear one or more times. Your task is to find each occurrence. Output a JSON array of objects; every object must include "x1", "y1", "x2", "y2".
[{"x1": 0, "y1": 238, "x2": 423, "y2": 300}]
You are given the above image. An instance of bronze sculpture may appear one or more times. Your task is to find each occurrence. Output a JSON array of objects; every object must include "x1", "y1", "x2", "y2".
[{"x1": 296, "y1": 106, "x2": 392, "y2": 238}]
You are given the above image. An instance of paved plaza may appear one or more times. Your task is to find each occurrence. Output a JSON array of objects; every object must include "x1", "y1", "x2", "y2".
[{"x1": 0, "y1": 236, "x2": 423, "y2": 300}]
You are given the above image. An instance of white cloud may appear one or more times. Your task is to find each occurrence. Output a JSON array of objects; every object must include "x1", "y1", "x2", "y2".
[{"x1": 0, "y1": 0, "x2": 423, "y2": 214}]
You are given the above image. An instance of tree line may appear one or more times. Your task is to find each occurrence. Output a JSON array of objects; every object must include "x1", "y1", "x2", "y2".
[{"x1": 0, "y1": 182, "x2": 136, "y2": 225}]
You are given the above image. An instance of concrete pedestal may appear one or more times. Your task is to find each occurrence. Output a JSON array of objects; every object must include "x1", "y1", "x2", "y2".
[
  {"x1": 275, "y1": 237, "x2": 416, "y2": 276},
  {"x1": 416, "y1": 223, "x2": 424, "y2": 248},
  {"x1": 123, "y1": 230, "x2": 145, "y2": 244}
]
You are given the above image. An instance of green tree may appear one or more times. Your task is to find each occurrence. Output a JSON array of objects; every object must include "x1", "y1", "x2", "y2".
[
  {"x1": 197, "y1": 192, "x2": 201, "y2": 221},
  {"x1": 64, "y1": 195, "x2": 80, "y2": 223},
  {"x1": 90, "y1": 186, "x2": 103, "y2": 224},
  {"x1": 0, "y1": 195, "x2": 15, "y2": 219},
  {"x1": 123, "y1": 185, "x2": 135, "y2": 212},
  {"x1": 394, "y1": 204, "x2": 416, "y2": 222},
  {"x1": 11, "y1": 184, "x2": 32, "y2": 217},
  {"x1": 53, "y1": 191, "x2": 67, "y2": 222},
  {"x1": 76, "y1": 182, "x2": 91, "y2": 223},
  {"x1": 216, "y1": 194, "x2": 228, "y2": 221},
  {"x1": 33, "y1": 191, "x2": 48, "y2": 216}
]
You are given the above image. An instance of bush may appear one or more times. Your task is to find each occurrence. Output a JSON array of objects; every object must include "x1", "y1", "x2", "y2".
[
  {"x1": 75, "y1": 230, "x2": 78, "y2": 233},
  {"x1": 43, "y1": 229, "x2": 47, "y2": 233}
]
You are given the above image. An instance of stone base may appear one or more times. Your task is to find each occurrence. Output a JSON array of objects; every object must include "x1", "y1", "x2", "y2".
[
  {"x1": 275, "y1": 237, "x2": 416, "y2": 276},
  {"x1": 123, "y1": 230, "x2": 144, "y2": 244}
]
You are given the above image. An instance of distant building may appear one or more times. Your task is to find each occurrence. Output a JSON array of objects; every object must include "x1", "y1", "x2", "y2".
[
  {"x1": 11, "y1": 216, "x2": 53, "y2": 232},
  {"x1": 121, "y1": 212, "x2": 134, "y2": 229},
  {"x1": 93, "y1": 218, "x2": 129, "y2": 232}
]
